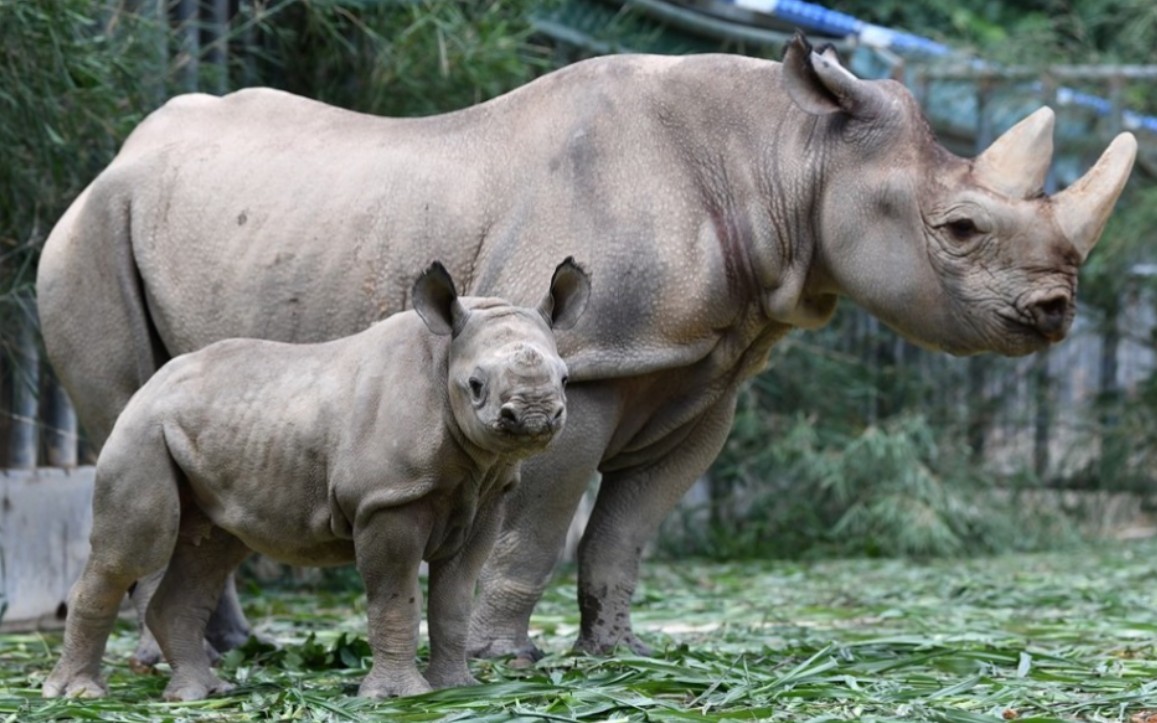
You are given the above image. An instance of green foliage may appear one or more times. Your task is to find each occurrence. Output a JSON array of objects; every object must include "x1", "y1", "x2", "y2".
[
  {"x1": 829, "y1": 0, "x2": 1157, "y2": 65},
  {"x1": 1077, "y1": 184, "x2": 1157, "y2": 322},
  {"x1": 222, "y1": 631, "x2": 372, "y2": 671},
  {"x1": 658, "y1": 308, "x2": 1092, "y2": 559},
  {"x1": 666, "y1": 399, "x2": 1079, "y2": 559},
  {"x1": 250, "y1": 0, "x2": 556, "y2": 117},
  {"x1": 0, "y1": 0, "x2": 157, "y2": 301},
  {"x1": 1023, "y1": 180, "x2": 1157, "y2": 500},
  {"x1": 0, "y1": 0, "x2": 554, "y2": 303},
  {"x1": 5, "y1": 541, "x2": 1157, "y2": 720}
]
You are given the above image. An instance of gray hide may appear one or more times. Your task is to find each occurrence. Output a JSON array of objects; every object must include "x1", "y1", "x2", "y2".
[
  {"x1": 42, "y1": 260, "x2": 590, "y2": 700},
  {"x1": 37, "y1": 35, "x2": 1136, "y2": 662}
]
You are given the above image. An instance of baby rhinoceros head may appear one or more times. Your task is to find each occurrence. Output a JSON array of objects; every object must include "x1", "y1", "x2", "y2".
[{"x1": 411, "y1": 257, "x2": 591, "y2": 456}]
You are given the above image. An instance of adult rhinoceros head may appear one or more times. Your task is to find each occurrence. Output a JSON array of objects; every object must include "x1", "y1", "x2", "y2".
[
  {"x1": 411, "y1": 257, "x2": 591, "y2": 456},
  {"x1": 782, "y1": 35, "x2": 1137, "y2": 356}
]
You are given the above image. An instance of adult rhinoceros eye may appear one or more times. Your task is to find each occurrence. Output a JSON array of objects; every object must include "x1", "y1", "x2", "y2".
[{"x1": 945, "y1": 218, "x2": 981, "y2": 241}]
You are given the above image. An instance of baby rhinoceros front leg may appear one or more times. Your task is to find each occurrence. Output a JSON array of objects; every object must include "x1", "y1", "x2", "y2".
[
  {"x1": 422, "y1": 493, "x2": 507, "y2": 690},
  {"x1": 354, "y1": 507, "x2": 437, "y2": 698}
]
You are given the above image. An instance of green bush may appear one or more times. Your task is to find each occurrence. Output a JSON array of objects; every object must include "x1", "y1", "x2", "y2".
[
  {"x1": 659, "y1": 320, "x2": 1083, "y2": 560},
  {"x1": 0, "y1": 0, "x2": 157, "y2": 304},
  {"x1": 662, "y1": 407, "x2": 1083, "y2": 559},
  {"x1": 249, "y1": 0, "x2": 555, "y2": 117}
]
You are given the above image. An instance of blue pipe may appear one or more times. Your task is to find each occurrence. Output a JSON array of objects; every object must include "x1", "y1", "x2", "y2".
[
  {"x1": 718, "y1": 0, "x2": 1157, "y2": 133},
  {"x1": 727, "y1": 0, "x2": 949, "y2": 55}
]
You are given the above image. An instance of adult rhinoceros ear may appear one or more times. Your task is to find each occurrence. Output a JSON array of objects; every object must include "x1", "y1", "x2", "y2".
[
  {"x1": 539, "y1": 257, "x2": 591, "y2": 331},
  {"x1": 412, "y1": 261, "x2": 468, "y2": 336},
  {"x1": 782, "y1": 31, "x2": 887, "y2": 118}
]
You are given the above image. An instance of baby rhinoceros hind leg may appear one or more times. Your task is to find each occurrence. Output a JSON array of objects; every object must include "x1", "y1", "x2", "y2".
[
  {"x1": 43, "y1": 429, "x2": 183, "y2": 699},
  {"x1": 148, "y1": 521, "x2": 253, "y2": 702}
]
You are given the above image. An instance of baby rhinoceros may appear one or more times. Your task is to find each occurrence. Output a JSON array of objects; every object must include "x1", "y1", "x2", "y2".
[{"x1": 43, "y1": 258, "x2": 591, "y2": 701}]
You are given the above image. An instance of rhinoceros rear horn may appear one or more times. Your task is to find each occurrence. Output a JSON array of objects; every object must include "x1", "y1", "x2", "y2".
[
  {"x1": 539, "y1": 257, "x2": 591, "y2": 331},
  {"x1": 973, "y1": 107, "x2": 1055, "y2": 198},
  {"x1": 412, "y1": 261, "x2": 468, "y2": 336},
  {"x1": 782, "y1": 31, "x2": 886, "y2": 118},
  {"x1": 1052, "y1": 132, "x2": 1138, "y2": 260}
]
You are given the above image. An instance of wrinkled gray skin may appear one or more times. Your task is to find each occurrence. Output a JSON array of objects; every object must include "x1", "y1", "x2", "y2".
[
  {"x1": 41, "y1": 260, "x2": 590, "y2": 701},
  {"x1": 37, "y1": 36, "x2": 1136, "y2": 664}
]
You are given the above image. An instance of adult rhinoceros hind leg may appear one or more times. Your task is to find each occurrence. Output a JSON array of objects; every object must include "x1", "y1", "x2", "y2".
[
  {"x1": 37, "y1": 176, "x2": 254, "y2": 672},
  {"x1": 574, "y1": 395, "x2": 737, "y2": 656},
  {"x1": 128, "y1": 573, "x2": 240, "y2": 670},
  {"x1": 148, "y1": 521, "x2": 252, "y2": 702},
  {"x1": 204, "y1": 578, "x2": 257, "y2": 654}
]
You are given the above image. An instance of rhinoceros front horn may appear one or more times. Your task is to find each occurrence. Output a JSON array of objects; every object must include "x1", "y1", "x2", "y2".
[
  {"x1": 1052, "y1": 132, "x2": 1138, "y2": 260},
  {"x1": 973, "y1": 107, "x2": 1055, "y2": 198}
]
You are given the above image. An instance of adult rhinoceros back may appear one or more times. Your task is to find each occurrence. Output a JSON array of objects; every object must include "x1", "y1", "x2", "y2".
[{"x1": 38, "y1": 35, "x2": 1135, "y2": 660}]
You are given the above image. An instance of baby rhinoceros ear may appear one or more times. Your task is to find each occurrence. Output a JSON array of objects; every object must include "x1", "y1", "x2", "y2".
[
  {"x1": 412, "y1": 261, "x2": 468, "y2": 336},
  {"x1": 538, "y1": 257, "x2": 591, "y2": 331}
]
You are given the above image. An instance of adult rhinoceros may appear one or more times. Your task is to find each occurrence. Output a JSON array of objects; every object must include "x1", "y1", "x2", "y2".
[{"x1": 38, "y1": 35, "x2": 1135, "y2": 663}]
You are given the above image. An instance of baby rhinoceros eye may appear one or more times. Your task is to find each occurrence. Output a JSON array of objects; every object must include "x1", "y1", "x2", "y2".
[{"x1": 468, "y1": 376, "x2": 485, "y2": 402}]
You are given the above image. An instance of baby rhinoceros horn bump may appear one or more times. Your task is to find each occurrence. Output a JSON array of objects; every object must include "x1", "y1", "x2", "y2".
[{"x1": 512, "y1": 345, "x2": 544, "y2": 367}]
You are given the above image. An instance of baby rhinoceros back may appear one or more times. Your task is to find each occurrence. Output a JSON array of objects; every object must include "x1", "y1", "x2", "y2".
[{"x1": 43, "y1": 258, "x2": 591, "y2": 702}]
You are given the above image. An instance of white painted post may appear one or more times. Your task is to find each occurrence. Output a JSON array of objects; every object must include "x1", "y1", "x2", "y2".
[
  {"x1": 43, "y1": 377, "x2": 77, "y2": 468},
  {"x1": 7, "y1": 294, "x2": 39, "y2": 470}
]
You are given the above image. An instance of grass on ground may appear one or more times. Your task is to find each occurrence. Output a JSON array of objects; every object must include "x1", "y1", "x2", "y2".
[{"x1": 2, "y1": 540, "x2": 1157, "y2": 721}]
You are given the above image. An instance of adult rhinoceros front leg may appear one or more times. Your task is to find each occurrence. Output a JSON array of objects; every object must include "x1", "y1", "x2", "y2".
[
  {"x1": 467, "y1": 384, "x2": 617, "y2": 661},
  {"x1": 466, "y1": 447, "x2": 603, "y2": 662},
  {"x1": 573, "y1": 394, "x2": 737, "y2": 655}
]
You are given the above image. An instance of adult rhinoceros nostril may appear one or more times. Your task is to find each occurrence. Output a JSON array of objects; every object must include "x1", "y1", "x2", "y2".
[{"x1": 1028, "y1": 293, "x2": 1071, "y2": 338}]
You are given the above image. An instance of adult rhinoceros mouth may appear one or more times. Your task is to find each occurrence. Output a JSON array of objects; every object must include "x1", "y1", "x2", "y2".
[{"x1": 995, "y1": 312, "x2": 1059, "y2": 353}]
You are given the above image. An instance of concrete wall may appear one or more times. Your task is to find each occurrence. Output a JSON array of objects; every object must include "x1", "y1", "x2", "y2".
[{"x1": 0, "y1": 467, "x2": 94, "y2": 631}]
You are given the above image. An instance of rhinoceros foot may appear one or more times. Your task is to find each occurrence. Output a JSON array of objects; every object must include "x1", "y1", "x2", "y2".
[
  {"x1": 573, "y1": 631, "x2": 654, "y2": 658},
  {"x1": 130, "y1": 635, "x2": 222, "y2": 672},
  {"x1": 162, "y1": 670, "x2": 235, "y2": 701},
  {"x1": 468, "y1": 637, "x2": 544, "y2": 666},
  {"x1": 357, "y1": 671, "x2": 433, "y2": 698},
  {"x1": 204, "y1": 581, "x2": 255, "y2": 655},
  {"x1": 424, "y1": 666, "x2": 480, "y2": 689},
  {"x1": 128, "y1": 635, "x2": 164, "y2": 672},
  {"x1": 42, "y1": 669, "x2": 107, "y2": 699},
  {"x1": 204, "y1": 623, "x2": 253, "y2": 656}
]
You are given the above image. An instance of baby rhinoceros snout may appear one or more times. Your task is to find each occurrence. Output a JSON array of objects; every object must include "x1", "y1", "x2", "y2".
[
  {"x1": 1024, "y1": 289, "x2": 1073, "y2": 342},
  {"x1": 497, "y1": 396, "x2": 566, "y2": 442}
]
